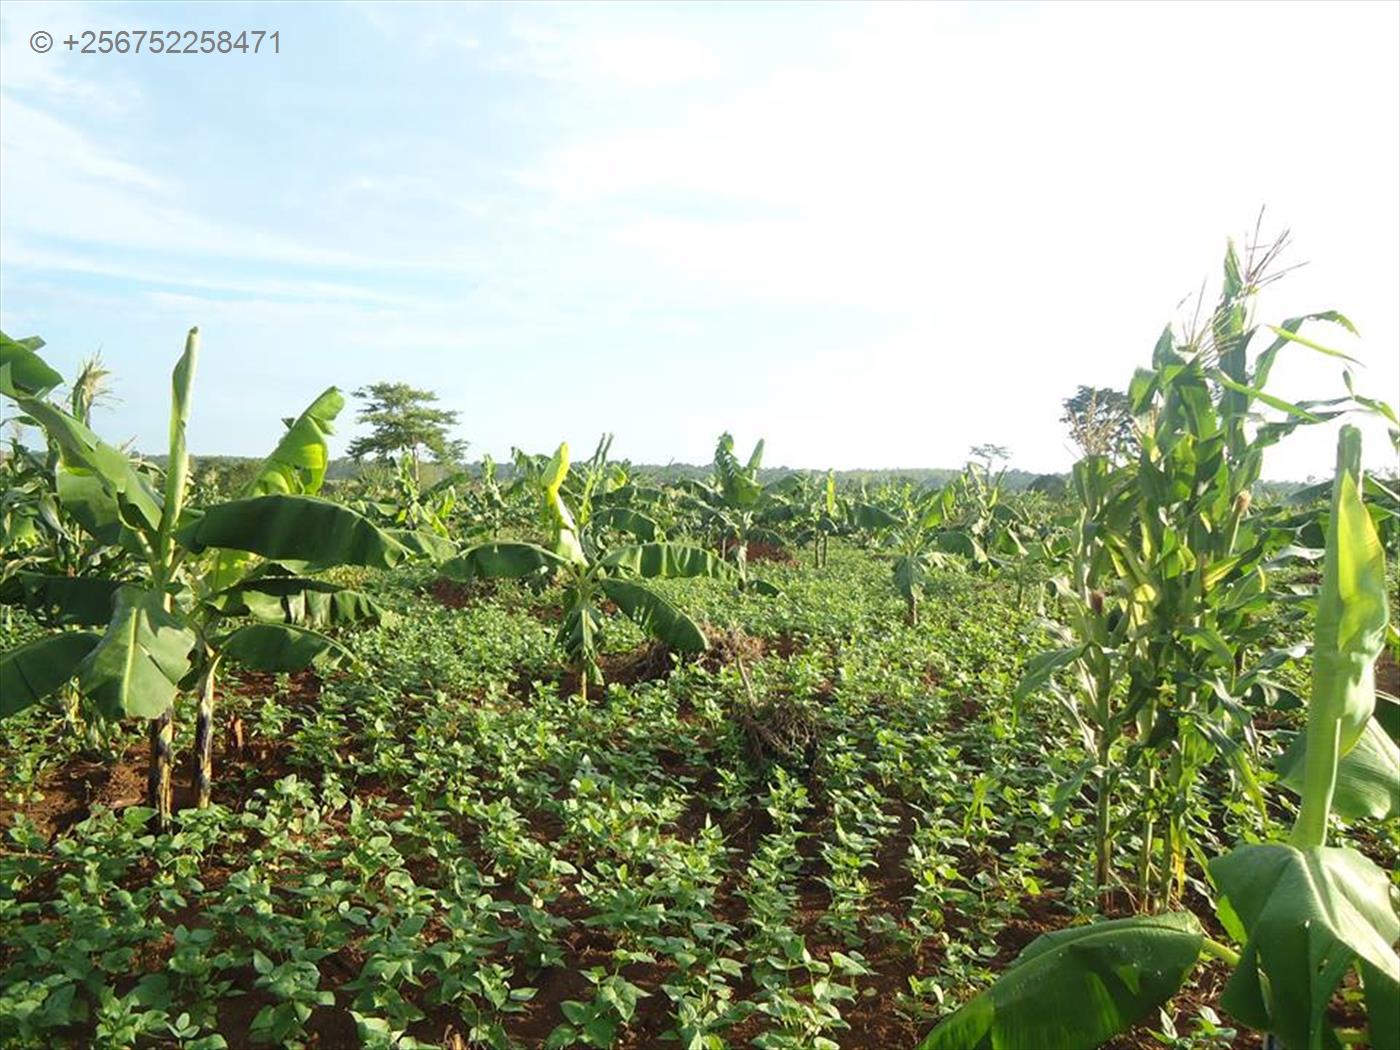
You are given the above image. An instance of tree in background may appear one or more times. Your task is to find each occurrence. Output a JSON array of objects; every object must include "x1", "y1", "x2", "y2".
[
  {"x1": 968, "y1": 443, "x2": 1011, "y2": 474},
  {"x1": 1060, "y1": 385, "x2": 1136, "y2": 461},
  {"x1": 346, "y1": 382, "x2": 463, "y2": 480}
]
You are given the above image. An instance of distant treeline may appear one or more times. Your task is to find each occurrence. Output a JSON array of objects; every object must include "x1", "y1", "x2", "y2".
[{"x1": 167, "y1": 454, "x2": 1328, "y2": 501}]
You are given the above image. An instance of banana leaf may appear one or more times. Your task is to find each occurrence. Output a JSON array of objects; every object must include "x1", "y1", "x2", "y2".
[
  {"x1": 1, "y1": 631, "x2": 102, "y2": 717},
  {"x1": 220, "y1": 622, "x2": 350, "y2": 672},
  {"x1": 154, "y1": 330, "x2": 198, "y2": 570},
  {"x1": 601, "y1": 543, "x2": 736, "y2": 580},
  {"x1": 0, "y1": 332, "x2": 62, "y2": 398},
  {"x1": 599, "y1": 578, "x2": 707, "y2": 652},
  {"x1": 176, "y1": 495, "x2": 407, "y2": 571},
  {"x1": 6, "y1": 572, "x2": 125, "y2": 627},
  {"x1": 542, "y1": 444, "x2": 586, "y2": 565},
  {"x1": 1277, "y1": 715, "x2": 1399, "y2": 821},
  {"x1": 917, "y1": 912, "x2": 1204, "y2": 1050},
  {"x1": 207, "y1": 387, "x2": 346, "y2": 587},
  {"x1": 17, "y1": 397, "x2": 164, "y2": 536},
  {"x1": 558, "y1": 599, "x2": 603, "y2": 674},
  {"x1": 244, "y1": 387, "x2": 343, "y2": 496},
  {"x1": 714, "y1": 433, "x2": 764, "y2": 509},
  {"x1": 78, "y1": 587, "x2": 196, "y2": 719},
  {"x1": 1212, "y1": 843, "x2": 1399, "y2": 1050},
  {"x1": 385, "y1": 528, "x2": 457, "y2": 563},
  {"x1": 442, "y1": 542, "x2": 568, "y2": 583},
  {"x1": 589, "y1": 506, "x2": 660, "y2": 542},
  {"x1": 55, "y1": 469, "x2": 148, "y2": 555},
  {"x1": 212, "y1": 577, "x2": 386, "y2": 629}
]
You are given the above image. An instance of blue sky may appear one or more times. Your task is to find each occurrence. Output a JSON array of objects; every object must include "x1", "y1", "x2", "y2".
[{"x1": 1, "y1": 0, "x2": 1397, "y2": 477}]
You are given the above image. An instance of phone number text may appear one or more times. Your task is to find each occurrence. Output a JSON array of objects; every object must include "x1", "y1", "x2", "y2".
[{"x1": 61, "y1": 30, "x2": 280, "y2": 54}]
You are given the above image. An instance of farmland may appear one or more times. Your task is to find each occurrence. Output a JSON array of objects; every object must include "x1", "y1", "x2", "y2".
[{"x1": 2, "y1": 246, "x2": 1398, "y2": 1050}]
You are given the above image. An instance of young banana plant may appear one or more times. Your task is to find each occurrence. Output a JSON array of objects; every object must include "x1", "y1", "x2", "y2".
[
  {"x1": 919, "y1": 425, "x2": 1399, "y2": 1050},
  {"x1": 462, "y1": 454, "x2": 510, "y2": 539},
  {"x1": 852, "y1": 487, "x2": 984, "y2": 625},
  {"x1": 681, "y1": 433, "x2": 787, "y2": 592},
  {"x1": 442, "y1": 443, "x2": 737, "y2": 699},
  {"x1": 812, "y1": 470, "x2": 842, "y2": 568},
  {"x1": 0, "y1": 330, "x2": 412, "y2": 828},
  {"x1": 770, "y1": 470, "x2": 843, "y2": 568}
]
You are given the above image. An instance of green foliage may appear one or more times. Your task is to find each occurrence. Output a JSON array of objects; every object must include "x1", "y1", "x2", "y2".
[
  {"x1": 1017, "y1": 239, "x2": 1386, "y2": 912},
  {"x1": 0, "y1": 632, "x2": 101, "y2": 717},
  {"x1": 1210, "y1": 844, "x2": 1398, "y2": 1050},
  {"x1": 925, "y1": 421, "x2": 1397, "y2": 1049},
  {"x1": 3, "y1": 232, "x2": 1398, "y2": 1050},
  {"x1": 77, "y1": 586, "x2": 196, "y2": 720},
  {"x1": 346, "y1": 382, "x2": 463, "y2": 472},
  {"x1": 447, "y1": 442, "x2": 738, "y2": 693},
  {"x1": 1288, "y1": 426, "x2": 1392, "y2": 844},
  {"x1": 0, "y1": 331, "x2": 62, "y2": 399},
  {"x1": 246, "y1": 388, "x2": 344, "y2": 496},
  {"x1": 917, "y1": 913, "x2": 1204, "y2": 1050},
  {"x1": 0, "y1": 331, "x2": 415, "y2": 821},
  {"x1": 177, "y1": 495, "x2": 408, "y2": 571}
]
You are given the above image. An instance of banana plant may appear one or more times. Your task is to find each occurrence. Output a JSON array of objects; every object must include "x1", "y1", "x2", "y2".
[
  {"x1": 852, "y1": 486, "x2": 985, "y2": 625},
  {"x1": 0, "y1": 330, "x2": 412, "y2": 827},
  {"x1": 773, "y1": 470, "x2": 844, "y2": 568},
  {"x1": 383, "y1": 457, "x2": 462, "y2": 537},
  {"x1": 921, "y1": 425, "x2": 1398, "y2": 1050},
  {"x1": 441, "y1": 443, "x2": 736, "y2": 699},
  {"x1": 681, "y1": 433, "x2": 786, "y2": 592},
  {"x1": 458, "y1": 454, "x2": 510, "y2": 540}
]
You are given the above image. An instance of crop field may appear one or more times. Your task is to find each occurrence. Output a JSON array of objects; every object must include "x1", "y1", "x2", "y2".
[
  {"x1": 1, "y1": 544, "x2": 1102, "y2": 1048},
  {"x1": 1, "y1": 246, "x2": 1398, "y2": 1050}
]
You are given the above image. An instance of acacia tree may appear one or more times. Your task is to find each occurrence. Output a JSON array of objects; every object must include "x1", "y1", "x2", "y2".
[
  {"x1": 347, "y1": 382, "x2": 463, "y2": 481},
  {"x1": 1060, "y1": 385, "x2": 1136, "y2": 461},
  {"x1": 968, "y1": 443, "x2": 1011, "y2": 474}
]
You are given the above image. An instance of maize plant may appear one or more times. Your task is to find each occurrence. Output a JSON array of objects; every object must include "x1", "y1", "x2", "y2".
[
  {"x1": 922, "y1": 424, "x2": 1398, "y2": 1050},
  {"x1": 1015, "y1": 453, "x2": 1139, "y2": 905},
  {"x1": 1019, "y1": 236, "x2": 1396, "y2": 910}
]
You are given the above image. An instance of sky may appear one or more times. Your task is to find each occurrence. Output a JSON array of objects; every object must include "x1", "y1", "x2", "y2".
[{"x1": 1, "y1": 0, "x2": 1397, "y2": 479}]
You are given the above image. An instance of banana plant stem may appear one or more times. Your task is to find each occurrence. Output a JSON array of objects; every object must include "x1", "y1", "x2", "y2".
[{"x1": 1199, "y1": 937, "x2": 1240, "y2": 967}]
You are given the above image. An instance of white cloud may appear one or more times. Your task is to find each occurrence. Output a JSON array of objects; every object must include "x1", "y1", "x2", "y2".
[
  {"x1": 498, "y1": 6, "x2": 723, "y2": 86},
  {"x1": 0, "y1": 97, "x2": 378, "y2": 269}
]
